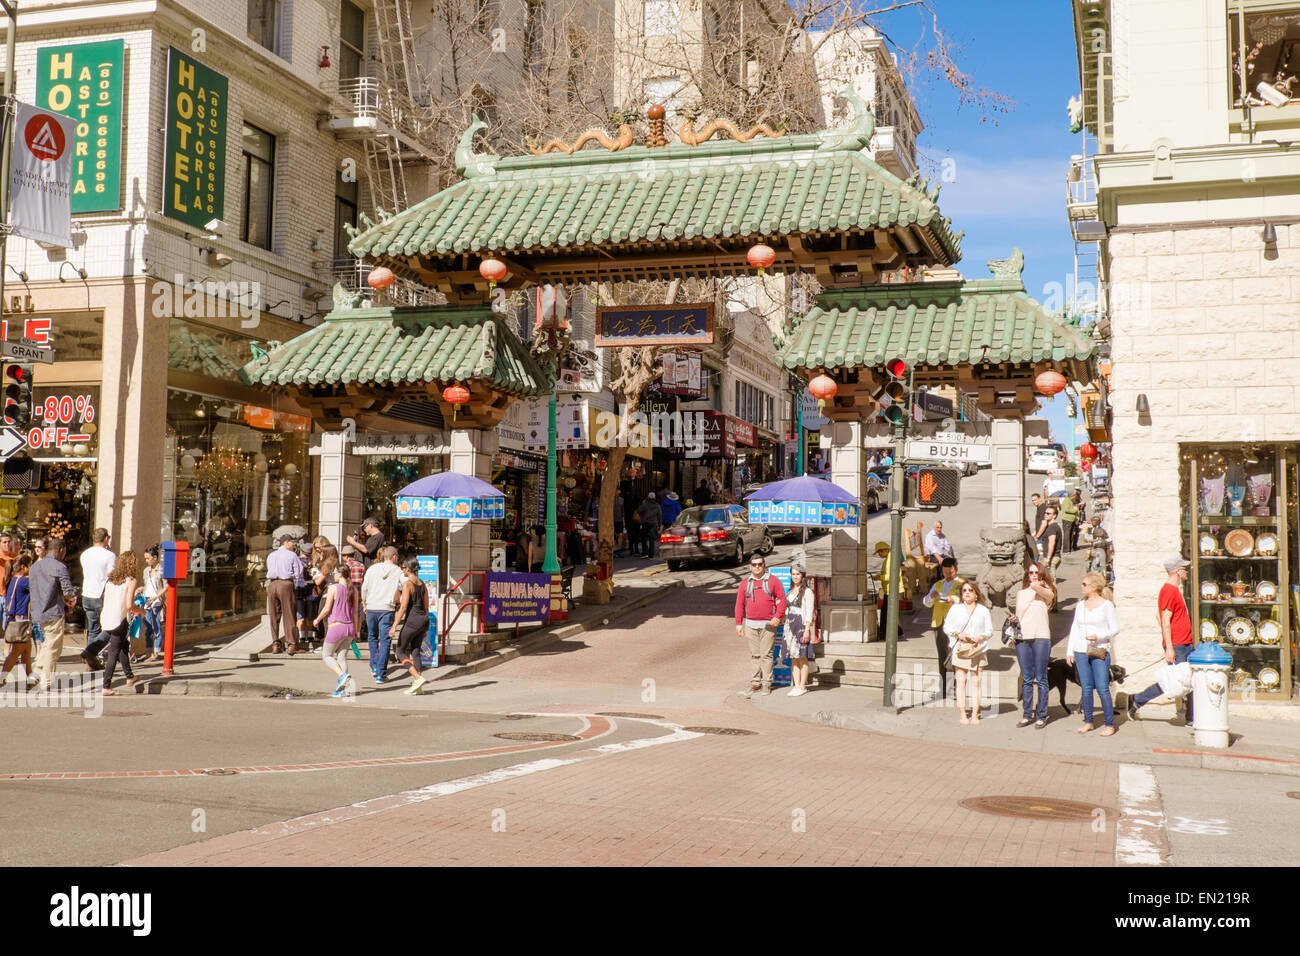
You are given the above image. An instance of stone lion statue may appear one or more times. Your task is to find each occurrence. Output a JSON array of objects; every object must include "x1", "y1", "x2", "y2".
[{"x1": 978, "y1": 527, "x2": 1028, "y2": 608}]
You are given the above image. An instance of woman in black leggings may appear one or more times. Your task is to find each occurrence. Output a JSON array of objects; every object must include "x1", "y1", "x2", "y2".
[{"x1": 100, "y1": 550, "x2": 139, "y2": 695}]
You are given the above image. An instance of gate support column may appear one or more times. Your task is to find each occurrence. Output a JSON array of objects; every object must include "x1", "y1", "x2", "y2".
[{"x1": 822, "y1": 419, "x2": 875, "y2": 642}]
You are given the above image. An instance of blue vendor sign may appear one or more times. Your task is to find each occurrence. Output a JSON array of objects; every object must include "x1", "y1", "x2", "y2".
[
  {"x1": 747, "y1": 499, "x2": 860, "y2": 527},
  {"x1": 396, "y1": 495, "x2": 505, "y2": 520},
  {"x1": 484, "y1": 571, "x2": 551, "y2": 624},
  {"x1": 769, "y1": 567, "x2": 793, "y2": 688}
]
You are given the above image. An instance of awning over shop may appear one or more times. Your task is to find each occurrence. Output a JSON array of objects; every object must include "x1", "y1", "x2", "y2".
[
  {"x1": 346, "y1": 90, "x2": 962, "y2": 301},
  {"x1": 238, "y1": 293, "x2": 551, "y2": 427},
  {"x1": 778, "y1": 266, "x2": 1096, "y2": 419}
]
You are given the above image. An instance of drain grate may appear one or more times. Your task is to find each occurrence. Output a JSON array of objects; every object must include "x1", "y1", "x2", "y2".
[
  {"x1": 493, "y1": 732, "x2": 580, "y2": 742},
  {"x1": 682, "y1": 726, "x2": 757, "y2": 736},
  {"x1": 202, "y1": 768, "x2": 239, "y2": 776},
  {"x1": 960, "y1": 795, "x2": 1116, "y2": 822},
  {"x1": 597, "y1": 712, "x2": 664, "y2": 720}
]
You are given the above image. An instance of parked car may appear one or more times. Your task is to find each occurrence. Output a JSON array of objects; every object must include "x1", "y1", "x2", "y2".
[
  {"x1": 660, "y1": 504, "x2": 773, "y2": 571},
  {"x1": 1027, "y1": 447, "x2": 1063, "y2": 474}
]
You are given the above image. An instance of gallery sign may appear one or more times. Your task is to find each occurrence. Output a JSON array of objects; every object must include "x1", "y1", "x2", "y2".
[
  {"x1": 36, "y1": 39, "x2": 124, "y2": 214},
  {"x1": 8, "y1": 102, "x2": 76, "y2": 246},
  {"x1": 594, "y1": 303, "x2": 714, "y2": 347},
  {"x1": 163, "y1": 48, "x2": 228, "y2": 228}
]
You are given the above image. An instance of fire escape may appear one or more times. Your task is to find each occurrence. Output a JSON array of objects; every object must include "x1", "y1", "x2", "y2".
[{"x1": 319, "y1": 0, "x2": 438, "y2": 305}]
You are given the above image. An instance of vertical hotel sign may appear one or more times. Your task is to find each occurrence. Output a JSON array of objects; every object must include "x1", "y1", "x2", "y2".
[
  {"x1": 163, "y1": 48, "x2": 227, "y2": 228},
  {"x1": 36, "y1": 39, "x2": 125, "y2": 214}
]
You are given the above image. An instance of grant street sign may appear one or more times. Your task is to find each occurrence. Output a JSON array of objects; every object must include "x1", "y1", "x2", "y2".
[
  {"x1": 1, "y1": 339, "x2": 55, "y2": 364},
  {"x1": 904, "y1": 438, "x2": 991, "y2": 466},
  {"x1": 0, "y1": 426, "x2": 28, "y2": 460}
]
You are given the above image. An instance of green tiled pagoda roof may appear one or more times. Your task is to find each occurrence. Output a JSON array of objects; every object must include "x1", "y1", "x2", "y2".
[
  {"x1": 780, "y1": 279, "x2": 1096, "y2": 371},
  {"x1": 348, "y1": 101, "x2": 962, "y2": 268},
  {"x1": 238, "y1": 304, "x2": 550, "y2": 396}
]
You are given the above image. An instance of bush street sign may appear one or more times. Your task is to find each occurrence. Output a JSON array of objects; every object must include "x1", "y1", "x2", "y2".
[{"x1": 904, "y1": 438, "x2": 991, "y2": 466}]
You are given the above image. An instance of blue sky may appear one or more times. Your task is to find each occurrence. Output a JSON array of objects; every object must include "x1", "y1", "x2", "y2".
[{"x1": 873, "y1": 0, "x2": 1082, "y2": 448}]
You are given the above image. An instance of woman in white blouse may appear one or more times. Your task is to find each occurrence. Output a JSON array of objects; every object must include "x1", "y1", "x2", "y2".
[
  {"x1": 783, "y1": 564, "x2": 818, "y2": 697},
  {"x1": 942, "y1": 580, "x2": 993, "y2": 725},
  {"x1": 1066, "y1": 571, "x2": 1119, "y2": 736}
]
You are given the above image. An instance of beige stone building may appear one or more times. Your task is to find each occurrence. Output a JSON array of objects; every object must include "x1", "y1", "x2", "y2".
[{"x1": 1072, "y1": 0, "x2": 1300, "y2": 703}]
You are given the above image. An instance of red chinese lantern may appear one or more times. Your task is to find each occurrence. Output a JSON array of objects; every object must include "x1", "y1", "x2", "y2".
[
  {"x1": 808, "y1": 373, "x2": 838, "y2": 401},
  {"x1": 442, "y1": 383, "x2": 470, "y2": 421},
  {"x1": 1034, "y1": 369, "x2": 1067, "y2": 396},
  {"x1": 367, "y1": 266, "x2": 395, "y2": 289},
  {"x1": 1079, "y1": 442, "x2": 1098, "y2": 461},
  {"x1": 479, "y1": 258, "x2": 508, "y2": 287},
  {"x1": 747, "y1": 243, "x2": 776, "y2": 274}
]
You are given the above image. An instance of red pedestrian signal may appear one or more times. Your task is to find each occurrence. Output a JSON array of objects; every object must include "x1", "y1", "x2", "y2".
[{"x1": 907, "y1": 467, "x2": 961, "y2": 509}]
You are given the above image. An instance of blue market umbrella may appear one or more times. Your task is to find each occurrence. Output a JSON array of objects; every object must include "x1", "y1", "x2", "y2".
[
  {"x1": 395, "y1": 471, "x2": 506, "y2": 521},
  {"x1": 744, "y1": 475, "x2": 861, "y2": 527}
]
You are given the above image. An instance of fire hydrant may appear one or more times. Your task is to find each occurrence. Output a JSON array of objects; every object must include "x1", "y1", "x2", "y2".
[{"x1": 1188, "y1": 642, "x2": 1232, "y2": 748}]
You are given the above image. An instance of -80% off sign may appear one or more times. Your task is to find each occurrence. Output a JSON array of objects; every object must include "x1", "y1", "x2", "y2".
[{"x1": 27, "y1": 393, "x2": 95, "y2": 450}]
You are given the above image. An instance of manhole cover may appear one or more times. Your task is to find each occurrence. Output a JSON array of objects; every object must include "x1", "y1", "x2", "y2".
[
  {"x1": 682, "y1": 726, "x2": 757, "y2": 736},
  {"x1": 596, "y1": 712, "x2": 665, "y2": 720},
  {"x1": 202, "y1": 768, "x2": 239, "y2": 776},
  {"x1": 493, "y1": 732, "x2": 580, "y2": 742},
  {"x1": 960, "y1": 796, "x2": 1116, "y2": 822}
]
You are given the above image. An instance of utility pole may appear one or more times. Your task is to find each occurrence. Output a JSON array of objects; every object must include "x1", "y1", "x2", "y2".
[
  {"x1": 0, "y1": 1, "x2": 19, "y2": 317},
  {"x1": 881, "y1": 363, "x2": 913, "y2": 708}
]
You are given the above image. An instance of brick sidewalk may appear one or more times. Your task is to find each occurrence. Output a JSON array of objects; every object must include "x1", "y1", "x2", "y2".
[{"x1": 125, "y1": 708, "x2": 1118, "y2": 867}]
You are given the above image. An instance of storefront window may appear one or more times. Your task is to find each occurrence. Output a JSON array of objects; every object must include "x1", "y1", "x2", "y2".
[
  {"x1": 164, "y1": 390, "x2": 313, "y2": 630},
  {"x1": 1181, "y1": 442, "x2": 1297, "y2": 700},
  {"x1": 363, "y1": 454, "x2": 445, "y2": 564}
]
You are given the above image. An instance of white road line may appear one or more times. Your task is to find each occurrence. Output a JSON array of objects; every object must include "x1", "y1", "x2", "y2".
[
  {"x1": 170, "y1": 715, "x2": 703, "y2": 848},
  {"x1": 1115, "y1": 763, "x2": 1170, "y2": 866}
]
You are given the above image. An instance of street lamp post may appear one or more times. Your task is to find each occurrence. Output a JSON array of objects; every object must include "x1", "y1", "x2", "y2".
[{"x1": 542, "y1": 388, "x2": 560, "y2": 575}]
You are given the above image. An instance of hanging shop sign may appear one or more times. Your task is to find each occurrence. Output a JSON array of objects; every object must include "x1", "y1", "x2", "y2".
[
  {"x1": 660, "y1": 349, "x2": 704, "y2": 396},
  {"x1": 594, "y1": 303, "x2": 714, "y2": 347},
  {"x1": 524, "y1": 395, "x2": 588, "y2": 451},
  {"x1": 729, "y1": 417, "x2": 756, "y2": 448},
  {"x1": 9, "y1": 102, "x2": 76, "y2": 246},
  {"x1": 557, "y1": 339, "x2": 602, "y2": 393},
  {"x1": 483, "y1": 571, "x2": 551, "y2": 624},
  {"x1": 665, "y1": 410, "x2": 733, "y2": 458},
  {"x1": 163, "y1": 48, "x2": 228, "y2": 229},
  {"x1": 36, "y1": 39, "x2": 124, "y2": 214}
]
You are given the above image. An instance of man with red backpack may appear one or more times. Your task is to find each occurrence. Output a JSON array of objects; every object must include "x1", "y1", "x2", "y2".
[{"x1": 735, "y1": 553, "x2": 787, "y2": 697}]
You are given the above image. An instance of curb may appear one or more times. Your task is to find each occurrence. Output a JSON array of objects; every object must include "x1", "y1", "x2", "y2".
[
  {"x1": 430, "y1": 579, "x2": 685, "y2": 681},
  {"x1": 126, "y1": 678, "x2": 328, "y2": 701}
]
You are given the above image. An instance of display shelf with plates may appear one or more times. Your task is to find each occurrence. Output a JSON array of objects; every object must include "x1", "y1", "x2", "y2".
[{"x1": 1185, "y1": 447, "x2": 1295, "y2": 700}]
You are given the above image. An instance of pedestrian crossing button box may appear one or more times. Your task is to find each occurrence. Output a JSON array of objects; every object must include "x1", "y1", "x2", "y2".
[{"x1": 162, "y1": 541, "x2": 191, "y2": 580}]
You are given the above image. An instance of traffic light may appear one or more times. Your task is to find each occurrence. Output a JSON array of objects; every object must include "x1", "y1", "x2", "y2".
[
  {"x1": 2, "y1": 363, "x2": 31, "y2": 428},
  {"x1": 907, "y1": 466, "x2": 961, "y2": 509},
  {"x1": 879, "y1": 358, "x2": 909, "y2": 428}
]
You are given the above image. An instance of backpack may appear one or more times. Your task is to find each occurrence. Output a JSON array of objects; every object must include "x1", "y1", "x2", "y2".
[{"x1": 743, "y1": 574, "x2": 778, "y2": 614}]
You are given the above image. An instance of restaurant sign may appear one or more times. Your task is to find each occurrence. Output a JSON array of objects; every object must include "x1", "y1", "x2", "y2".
[
  {"x1": 37, "y1": 39, "x2": 125, "y2": 213},
  {"x1": 665, "y1": 410, "x2": 733, "y2": 458},
  {"x1": 163, "y1": 48, "x2": 228, "y2": 228},
  {"x1": 594, "y1": 303, "x2": 714, "y2": 347}
]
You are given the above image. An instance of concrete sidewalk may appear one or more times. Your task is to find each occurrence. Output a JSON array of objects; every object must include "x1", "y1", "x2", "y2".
[{"x1": 4, "y1": 565, "x2": 681, "y2": 702}]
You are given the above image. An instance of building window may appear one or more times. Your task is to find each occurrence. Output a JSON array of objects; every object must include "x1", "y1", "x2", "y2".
[
  {"x1": 248, "y1": 0, "x2": 282, "y2": 55},
  {"x1": 340, "y1": 0, "x2": 365, "y2": 80},
  {"x1": 644, "y1": 0, "x2": 681, "y2": 37},
  {"x1": 734, "y1": 381, "x2": 774, "y2": 431},
  {"x1": 1229, "y1": 5, "x2": 1300, "y2": 106},
  {"x1": 334, "y1": 173, "x2": 358, "y2": 259},
  {"x1": 241, "y1": 123, "x2": 275, "y2": 250}
]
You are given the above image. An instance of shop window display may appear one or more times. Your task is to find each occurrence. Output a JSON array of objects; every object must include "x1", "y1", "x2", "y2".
[
  {"x1": 363, "y1": 455, "x2": 446, "y2": 564},
  {"x1": 164, "y1": 391, "x2": 313, "y2": 630},
  {"x1": 1182, "y1": 444, "x2": 1297, "y2": 700}
]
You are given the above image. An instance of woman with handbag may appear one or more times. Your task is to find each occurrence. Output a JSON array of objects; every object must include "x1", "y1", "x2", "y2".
[
  {"x1": 0, "y1": 554, "x2": 33, "y2": 688},
  {"x1": 1011, "y1": 563, "x2": 1057, "y2": 728},
  {"x1": 1066, "y1": 571, "x2": 1119, "y2": 736},
  {"x1": 137, "y1": 545, "x2": 166, "y2": 663},
  {"x1": 943, "y1": 581, "x2": 992, "y2": 725},
  {"x1": 390, "y1": 557, "x2": 431, "y2": 696},
  {"x1": 783, "y1": 563, "x2": 817, "y2": 697},
  {"x1": 100, "y1": 551, "x2": 140, "y2": 695}
]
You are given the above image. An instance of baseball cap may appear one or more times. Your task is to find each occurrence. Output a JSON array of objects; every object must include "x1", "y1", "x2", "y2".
[
  {"x1": 1163, "y1": 555, "x2": 1191, "y2": 573},
  {"x1": 874, "y1": 541, "x2": 890, "y2": 554}
]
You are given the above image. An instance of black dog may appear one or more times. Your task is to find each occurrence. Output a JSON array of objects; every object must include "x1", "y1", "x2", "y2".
[{"x1": 1017, "y1": 658, "x2": 1127, "y2": 715}]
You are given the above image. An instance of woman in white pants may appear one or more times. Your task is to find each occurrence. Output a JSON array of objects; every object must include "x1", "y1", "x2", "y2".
[{"x1": 942, "y1": 581, "x2": 993, "y2": 725}]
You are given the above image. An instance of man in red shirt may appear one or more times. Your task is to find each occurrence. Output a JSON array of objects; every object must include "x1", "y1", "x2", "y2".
[
  {"x1": 735, "y1": 553, "x2": 786, "y2": 698},
  {"x1": 1127, "y1": 556, "x2": 1194, "y2": 722}
]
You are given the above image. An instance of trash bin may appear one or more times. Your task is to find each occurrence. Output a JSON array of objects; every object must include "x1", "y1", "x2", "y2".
[{"x1": 1188, "y1": 642, "x2": 1232, "y2": 748}]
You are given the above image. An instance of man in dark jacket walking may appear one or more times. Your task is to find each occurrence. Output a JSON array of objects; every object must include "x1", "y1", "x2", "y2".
[
  {"x1": 635, "y1": 493, "x2": 662, "y2": 558},
  {"x1": 734, "y1": 554, "x2": 787, "y2": 697}
]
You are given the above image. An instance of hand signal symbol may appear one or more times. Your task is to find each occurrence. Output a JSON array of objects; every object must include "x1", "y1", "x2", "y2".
[{"x1": 919, "y1": 471, "x2": 938, "y2": 502}]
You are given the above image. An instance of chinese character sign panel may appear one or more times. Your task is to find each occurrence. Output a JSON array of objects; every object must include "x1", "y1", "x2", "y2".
[
  {"x1": 37, "y1": 39, "x2": 124, "y2": 214},
  {"x1": 163, "y1": 48, "x2": 228, "y2": 228},
  {"x1": 595, "y1": 304, "x2": 714, "y2": 347}
]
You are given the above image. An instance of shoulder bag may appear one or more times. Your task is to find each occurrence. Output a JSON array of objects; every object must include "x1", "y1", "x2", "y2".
[
  {"x1": 1079, "y1": 604, "x2": 1110, "y2": 659},
  {"x1": 1001, "y1": 615, "x2": 1023, "y2": 646},
  {"x1": 3, "y1": 579, "x2": 30, "y2": 644}
]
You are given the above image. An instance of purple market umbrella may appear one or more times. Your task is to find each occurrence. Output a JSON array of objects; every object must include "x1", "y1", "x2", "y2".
[
  {"x1": 397, "y1": 472, "x2": 504, "y2": 500},
  {"x1": 743, "y1": 475, "x2": 858, "y2": 504},
  {"x1": 744, "y1": 475, "x2": 860, "y2": 528}
]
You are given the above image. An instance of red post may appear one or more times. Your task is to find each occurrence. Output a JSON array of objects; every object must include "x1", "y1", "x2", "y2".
[{"x1": 162, "y1": 579, "x2": 178, "y2": 676}]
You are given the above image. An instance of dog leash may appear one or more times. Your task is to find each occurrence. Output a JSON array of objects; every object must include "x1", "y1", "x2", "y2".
[{"x1": 1124, "y1": 657, "x2": 1168, "y2": 679}]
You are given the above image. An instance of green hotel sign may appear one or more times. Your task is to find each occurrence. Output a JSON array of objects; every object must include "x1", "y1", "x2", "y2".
[
  {"x1": 36, "y1": 39, "x2": 125, "y2": 214},
  {"x1": 163, "y1": 48, "x2": 228, "y2": 228}
]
